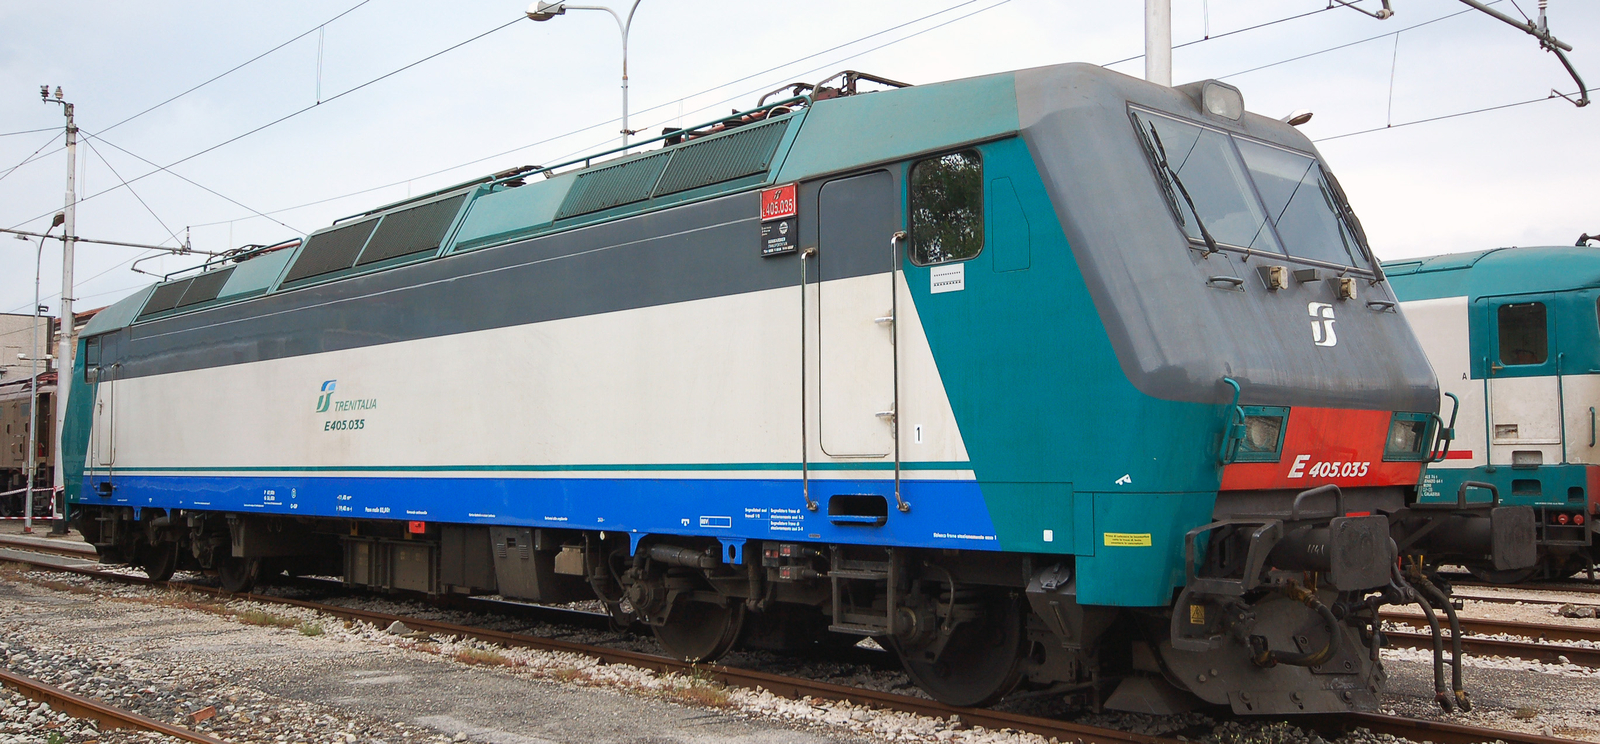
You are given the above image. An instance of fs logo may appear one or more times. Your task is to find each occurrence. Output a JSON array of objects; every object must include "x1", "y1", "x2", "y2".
[
  {"x1": 1308, "y1": 302, "x2": 1338, "y2": 347},
  {"x1": 315, "y1": 380, "x2": 337, "y2": 413}
]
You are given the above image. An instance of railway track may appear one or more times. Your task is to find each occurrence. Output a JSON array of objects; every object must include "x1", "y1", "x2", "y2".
[
  {"x1": 1439, "y1": 573, "x2": 1600, "y2": 596},
  {"x1": 0, "y1": 667, "x2": 226, "y2": 744},
  {"x1": 0, "y1": 543, "x2": 1585, "y2": 744}
]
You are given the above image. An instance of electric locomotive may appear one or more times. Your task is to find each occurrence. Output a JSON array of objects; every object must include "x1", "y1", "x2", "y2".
[
  {"x1": 64, "y1": 63, "x2": 1529, "y2": 715},
  {"x1": 1387, "y1": 236, "x2": 1600, "y2": 582}
]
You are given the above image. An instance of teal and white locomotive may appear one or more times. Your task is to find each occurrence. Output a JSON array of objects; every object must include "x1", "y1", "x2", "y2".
[
  {"x1": 63, "y1": 63, "x2": 1529, "y2": 714},
  {"x1": 1388, "y1": 237, "x2": 1600, "y2": 582}
]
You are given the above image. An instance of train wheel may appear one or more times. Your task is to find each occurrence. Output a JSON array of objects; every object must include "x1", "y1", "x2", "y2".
[
  {"x1": 141, "y1": 540, "x2": 179, "y2": 582},
  {"x1": 892, "y1": 592, "x2": 1027, "y2": 707},
  {"x1": 216, "y1": 556, "x2": 261, "y2": 594},
  {"x1": 653, "y1": 598, "x2": 746, "y2": 662}
]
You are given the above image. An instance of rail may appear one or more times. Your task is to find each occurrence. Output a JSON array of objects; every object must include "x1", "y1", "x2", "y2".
[
  {"x1": 0, "y1": 668, "x2": 227, "y2": 744},
  {"x1": 0, "y1": 546, "x2": 1587, "y2": 744}
]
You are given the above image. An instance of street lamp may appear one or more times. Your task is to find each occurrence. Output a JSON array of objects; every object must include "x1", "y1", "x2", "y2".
[
  {"x1": 22, "y1": 213, "x2": 62, "y2": 534},
  {"x1": 527, "y1": 0, "x2": 644, "y2": 149}
]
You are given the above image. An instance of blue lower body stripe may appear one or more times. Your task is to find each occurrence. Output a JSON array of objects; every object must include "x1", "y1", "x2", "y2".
[{"x1": 76, "y1": 472, "x2": 1004, "y2": 550}]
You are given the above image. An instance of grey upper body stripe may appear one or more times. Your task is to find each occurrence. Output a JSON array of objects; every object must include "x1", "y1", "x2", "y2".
[
  {"x1": 102, "y1": 185, "x2": 897, "y2": 381},
  {"x1": 135, "y1": 214, "x2": 752, "y2": 345}
]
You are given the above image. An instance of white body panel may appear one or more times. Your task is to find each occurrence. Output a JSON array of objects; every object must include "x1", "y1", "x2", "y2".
[
  {"x1": 94, "y1": 279, "x2": 970, "y2": 480},
  {"x1": 1400, "y1": 295, "x2": 1599, "y2": 469}
]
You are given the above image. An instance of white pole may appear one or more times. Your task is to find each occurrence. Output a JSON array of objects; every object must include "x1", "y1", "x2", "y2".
[
  {"x1": 53, "y1": 100, "x2": 77, "y2": 530},
  {"x1": 24, "y1": 237, "x2": 44, "y2": 534},
  {"x1": 1145, "y1": 0, "x2": 1172, "y2": 87},
  {"x1": 619, "y1": 0, "x2": 640, "y2": 149}
]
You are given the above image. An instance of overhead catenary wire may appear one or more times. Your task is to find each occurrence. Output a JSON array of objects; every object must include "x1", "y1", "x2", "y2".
[
  {"x1": 80, "y1": 137, "x2": 186, "y2": 249},
  {"x1": 4, "y1": 0, "x2": 1020, "y2": 316},
  {"x1": 1315, "y1": 85, "x2": 1595, "y2": 143},
  {"x1": 1217, "y1": 4, "x2": 1484, "y2": 81},
  {"x1": 85, "y1": 130, "x2": 303, "y2": 234},
  {"x1": 188, "y1": 0, "x2": 1009, "y2": 229},
  {"x1": 5, "y1": 1, "x2": 1587, "y2": 313},
  {"x1": 2, "y1": 0, "x2": 376, "y2": 184},
  {"x1": 189, "y1": 0, "x2": 1358, "y2": 233},
  {"x1": 0, "y1": 128, "x2": 58, "y2": 139},
  {"x1": 5, "y1": 14, "x2": 527, "y2": 233},
  {"x1": 0, "y1": 131, "x2": 63, "y2": 187}
]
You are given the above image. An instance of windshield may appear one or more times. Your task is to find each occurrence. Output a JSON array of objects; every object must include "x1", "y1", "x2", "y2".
[{"x1": 1132, "y1": 108, "x2": 1373, "y2": 271}]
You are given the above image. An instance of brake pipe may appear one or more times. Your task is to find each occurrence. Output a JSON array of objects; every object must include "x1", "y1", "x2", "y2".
[
  {"x1": 1413, "y1": 571, "x2": 1472, "y2": 712},
  {"x1": 1400, "y1": 563, "x2": 1454, "y2": 712}
]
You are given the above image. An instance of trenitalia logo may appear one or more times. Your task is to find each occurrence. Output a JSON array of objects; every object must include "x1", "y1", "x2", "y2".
[
  {"x1": 316, "y1": 380, "x2": 336, "y2": 413},
  {"x1": 1308, "y1": 302, "x2": 1337, "y2": 347}
]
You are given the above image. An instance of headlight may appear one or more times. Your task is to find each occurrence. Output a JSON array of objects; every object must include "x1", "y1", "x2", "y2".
[
  {"x1": 1384, "y1": 413, "x2": 1432, "y2": 461},
  {"x1": 1241, "y1": 415, "x2": 1283, "y2": 454},
  {"x1": 1232, "y1": 406, "x2": 1288, "y2": 462}
]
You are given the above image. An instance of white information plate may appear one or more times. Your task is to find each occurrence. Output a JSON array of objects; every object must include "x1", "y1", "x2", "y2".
[{"x1": 930, "y1": 263, "x2": 965, "y2": 294}]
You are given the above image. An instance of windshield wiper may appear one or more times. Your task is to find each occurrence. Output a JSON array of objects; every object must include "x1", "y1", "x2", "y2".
[
  {"x1": 1145, "y1": 123, "x2": 1220, "y2": 255},
  {"x1": 1319, "y1": 166, "x2": 1383, "y2": 282}
]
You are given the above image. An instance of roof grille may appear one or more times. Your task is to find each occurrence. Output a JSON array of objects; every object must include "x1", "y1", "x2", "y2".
[
  {"x1": 356, "y1": 194, "x2": 468, "y2": 267},
  {"x1": 652, "y1": 118, "x2": 788, "y2": 197},
  {"x1": 282, "y1": 218, "x2": 380, "y2": 284},
  {"x1": 136, "y1": 278, "x2": 194, "y2": 320},
  {"x1": 175, "y1": 267, "x2": 236, "y2": 308},
  {"x1": 556, "y1": 151, "x2": 672, "y2": 221}
]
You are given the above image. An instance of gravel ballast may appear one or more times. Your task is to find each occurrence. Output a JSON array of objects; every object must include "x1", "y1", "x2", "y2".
[{"x1": 5, "y1": 553, "x2": 1600, "y2": 743}]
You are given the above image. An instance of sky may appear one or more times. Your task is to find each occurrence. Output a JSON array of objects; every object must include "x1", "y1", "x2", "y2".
[{"x1": 0, "y1": 0, "x2": 1595, "y2": 319}]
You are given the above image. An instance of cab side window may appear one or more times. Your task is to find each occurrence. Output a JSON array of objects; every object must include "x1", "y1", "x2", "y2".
[
  {"x1": 1498, "y1": 302, "x2": 1548, "y2": 365},
  {"x1": 908, "y1": 151, "x2": 982, "y2": 265}
]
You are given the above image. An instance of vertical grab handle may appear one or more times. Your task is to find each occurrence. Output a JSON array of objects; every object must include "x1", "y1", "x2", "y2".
[
  {"x1": 1219, "y1": 377, "x2": 1244, "y2": 465},
  {"x1": 889, "y1": 231, "x2": 908, "y2": 513}
]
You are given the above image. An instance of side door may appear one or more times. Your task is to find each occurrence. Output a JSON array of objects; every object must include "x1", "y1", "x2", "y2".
[
  {"x1": 87, "y1": 334, "x2": 119, "y2": 473},
  {"x1": 815, "y1": 170, "x2": 897, "y2": 458},
  {"x1": 1480, "y1": 295, "x2": 1562, "y2": 468}
]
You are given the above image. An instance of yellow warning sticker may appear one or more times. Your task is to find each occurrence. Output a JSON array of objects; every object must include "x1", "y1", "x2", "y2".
[
  {"x1": 1103, "y1": 532, "x2": 1153, "y2": 547},
  {"x1": 1189, "y1": 604, "x2": 1206, "y2": 625}
]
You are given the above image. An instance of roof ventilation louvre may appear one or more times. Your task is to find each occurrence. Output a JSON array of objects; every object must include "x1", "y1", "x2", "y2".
[
  {"x1": 282, "y1": 218, "x2": 380, "y2": 284},
  {"x1": 651, "y1": 118, "x2": 789, "y2": 197},
  {"x1": 175, "y1": 267, "x2": 236, "y2": 308},
  {"x1": 556, "y1": 151, "x2": 673, "y2": 221},
  {"x1": 356, "y1": 194, "x2": 468, "y2": 266},
  {"x1": 136, "y1": 278, "x2": 196, "y2": 320}
]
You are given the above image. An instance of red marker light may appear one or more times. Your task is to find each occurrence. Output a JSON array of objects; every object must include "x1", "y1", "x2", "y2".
[
  {"x1": 1575, "y1": 514, "x2": 1585, "y2": 526},
  {"x1": 1557, "y1": 513, "x2": 1570, "y2": 526},
  {"x1": 408, "y1": 521, "x2": 427, "y2": 534}
]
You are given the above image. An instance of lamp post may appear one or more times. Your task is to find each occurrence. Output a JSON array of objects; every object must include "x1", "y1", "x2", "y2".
[
  {"x1": 23, "y1": 217, "x2": 60, "y2": 534},
  {"x1": 527, "y1": 0, "x2": 644, "y2": 149}
]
